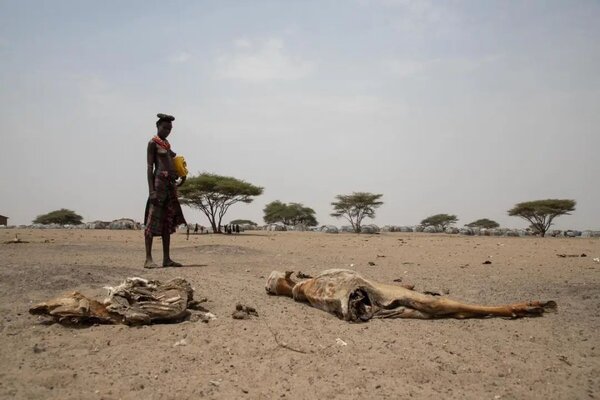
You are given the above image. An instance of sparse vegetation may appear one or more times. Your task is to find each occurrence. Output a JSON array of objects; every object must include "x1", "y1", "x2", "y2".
[
  {"x1": 508, "y1": 199, "x2": 576, "y2": 237},
  {"x1": 33, "y1": 209, "x2": 83, "y2": 225},
  {"x1": 330, "y1": 192, "x2": 383, "y2": 233},
  {"x1": 421, "y1": 214, "x2": 458, "y2": 230},
  {"x1": 229, "y1": 219, "x2": 257, "y2": 226},
  {"x1": 466, "y1": 218, "x2": 499, "y2": 229},
  {"x1": 263, "y1": 201, "x2": 318, "y2": 226},
  {"x1": 179, "y1": 173, "x2": 263, "y2": 233}
]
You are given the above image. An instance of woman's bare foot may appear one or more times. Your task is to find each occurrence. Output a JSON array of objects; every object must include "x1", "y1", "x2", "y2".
[
  {"x1": 144, "y1": 259, "x2": 160, "y2": 269},
  {"x1": 163, "y1": 259, "x2": 183, "y2": 267}
]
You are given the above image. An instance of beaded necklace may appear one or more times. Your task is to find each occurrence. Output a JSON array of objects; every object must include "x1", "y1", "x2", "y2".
[{"x1": 152, "y1": 135, "x2": 171, "y2": 150}]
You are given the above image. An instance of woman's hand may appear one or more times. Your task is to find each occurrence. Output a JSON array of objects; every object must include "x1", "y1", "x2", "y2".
[{"x1": 177, "y1": 176, "x2": 187, "y2": 187}]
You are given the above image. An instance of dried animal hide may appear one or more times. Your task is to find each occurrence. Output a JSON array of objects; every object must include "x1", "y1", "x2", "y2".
[
  {"x1": 30, "y1": 277, "x2": 210, "y2": 325},
  {"x1": 266, "y1": 269, "x2": 557, "y2": 322}
]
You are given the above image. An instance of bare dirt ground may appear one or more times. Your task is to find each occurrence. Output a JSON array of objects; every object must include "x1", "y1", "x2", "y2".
[{"x1": 0, "y1": 229, "x2": 599, "y2": 400}]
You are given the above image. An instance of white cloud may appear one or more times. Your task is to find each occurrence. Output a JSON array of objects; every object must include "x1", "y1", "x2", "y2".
[
  {"x1": 216, "y1": 38, "x2": 315, "y2": 82},
  {"x1": 169, "y1": 51, "x2": 191, "y2": 64}
]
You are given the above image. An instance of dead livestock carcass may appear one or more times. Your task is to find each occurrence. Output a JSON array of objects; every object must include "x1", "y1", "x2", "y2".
[
  {"x1": 265, "y1": 269, "x2": 556, "y2": 321},
  {"x1": 30, "y1": 277, "x2": 212, "y2": 325}
]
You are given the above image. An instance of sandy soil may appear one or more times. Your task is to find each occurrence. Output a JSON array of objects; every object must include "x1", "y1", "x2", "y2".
[{"x1": 0, "y1": 229, "x2": 599, "y2": 400}]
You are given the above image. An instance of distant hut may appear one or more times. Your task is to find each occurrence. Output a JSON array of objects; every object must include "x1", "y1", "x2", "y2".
[{"x1": 0, "y1": 215, "x2": 8, "y2": 226}]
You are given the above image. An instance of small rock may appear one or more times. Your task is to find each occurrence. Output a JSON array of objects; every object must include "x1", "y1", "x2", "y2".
[
  {"x1": 232, "y1": 304, "x2": 258, "y2": 319},
  {"x1": 368, "y1": 261, "x2": 376, "y2": 266},
  {"x1": 173, "y1": 339, "x2": 188, "y2": 347},
  {"x1": 335, "y1": 338, "x2": 347, "y2": 346},
  {"x1": 189, "y1": 312, "x2": 215, "y2": 323},
  {"x1": 33, "y1": 344, "x2": 45, "y2": 354},
  {"x1": 232, "y1": 311, "x2": 247, "y2": 319},
  {"x1": 483, "y1": 260, "x2": 492, "y2": 265}
]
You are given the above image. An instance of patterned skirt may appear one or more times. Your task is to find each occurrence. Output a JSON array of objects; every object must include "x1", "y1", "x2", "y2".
[{"x1": 144, "y1": 174, "x2": 186, "y2": 237}]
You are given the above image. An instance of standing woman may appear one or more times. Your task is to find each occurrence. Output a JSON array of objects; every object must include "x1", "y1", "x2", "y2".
[{"x1": 144, "y1": 113, "x2": 187, "y2": 268}]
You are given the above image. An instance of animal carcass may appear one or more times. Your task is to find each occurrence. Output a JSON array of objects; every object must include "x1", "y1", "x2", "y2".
[
  {"x1": 266, "y1": 269, "x2": 556, "y2": 321},
  {"x1": 30, "y1": 277, "x2": 212, "y2": 325}
]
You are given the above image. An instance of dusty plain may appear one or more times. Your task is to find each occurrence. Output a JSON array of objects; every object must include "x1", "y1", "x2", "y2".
[{"x1": 0, "y1": 229, "x2": 599, "y2": 400}]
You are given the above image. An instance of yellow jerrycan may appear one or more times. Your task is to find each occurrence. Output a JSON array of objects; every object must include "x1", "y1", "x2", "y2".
[{"x1": 173, "y1": 155, "x2": 188, "y2": 178}]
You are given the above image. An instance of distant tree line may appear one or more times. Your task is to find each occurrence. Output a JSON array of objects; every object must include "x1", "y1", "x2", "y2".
[{"x1": 32, "y1": 172, "x2": 577, "y2": 237}]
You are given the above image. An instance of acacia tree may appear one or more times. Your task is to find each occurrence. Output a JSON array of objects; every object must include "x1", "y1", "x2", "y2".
[
  {"x1": 263, "y1": 201, "x2": 318, "y2": 226},
  {"x1": 178, "y1": 173, "x2": 263, "y2": 233},
  {"x1": 229, "y1": 219, "x2": 257, "y2": 226},
  {"x1": 421, "y1": 214, "x2": 458, "y2": 230},
  {"x1": 263, "y1": 201, "x2": 286, "y2": 224},
  {"x1": 33, "y1": 209, "x2": 83, "y2": 225},
  {"x1": 508, "y1": 199, "x2": 576, "y2": 237},
  {"x1": 466, "y1": 218, "x2": 499, "y2": 229},
  {"x1": 330, "y1": 192, "x2": 383, "y2": 233}
]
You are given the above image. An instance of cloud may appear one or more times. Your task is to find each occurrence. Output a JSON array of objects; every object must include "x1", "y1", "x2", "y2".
[
  {"x1": 169, "y1": 51, "x2": 191, "y2": 64},
  {"x1": 216, "y1": 38, "x2": 315, "y2": 82}
]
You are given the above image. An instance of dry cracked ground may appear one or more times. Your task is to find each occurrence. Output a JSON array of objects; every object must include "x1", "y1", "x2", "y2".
[{"x1": 0, "y1": 229, "x2": 599, "y2": 400}]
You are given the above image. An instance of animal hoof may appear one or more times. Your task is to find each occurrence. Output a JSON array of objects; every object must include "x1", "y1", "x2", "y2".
[{"x1": 541, "y1": 300, "x2": 558, "y2": 311}]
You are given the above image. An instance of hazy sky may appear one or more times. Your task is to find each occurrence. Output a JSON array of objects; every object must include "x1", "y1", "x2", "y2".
[{"x1": 1, "y1": 0, "x2": 598, "y2": 229}]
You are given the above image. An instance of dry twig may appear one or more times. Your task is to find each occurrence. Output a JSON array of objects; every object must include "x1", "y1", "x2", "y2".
[{"x1": 262, "y1": 319, "x2": 308, "y2": 354}]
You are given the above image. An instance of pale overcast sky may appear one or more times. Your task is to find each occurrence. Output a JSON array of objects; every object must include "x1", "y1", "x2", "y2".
[{"x1": 1, "y1": 0, "x2": 598, "y2": 229}]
